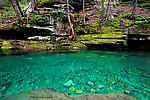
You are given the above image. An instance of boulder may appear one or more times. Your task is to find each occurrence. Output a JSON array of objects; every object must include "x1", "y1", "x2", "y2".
[{"x1": 0, "y1": 88, "x2": 139, "y2": 100}]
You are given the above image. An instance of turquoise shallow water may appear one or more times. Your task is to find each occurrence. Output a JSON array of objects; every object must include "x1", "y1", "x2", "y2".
[{"x1": 0, "y1": 50, "x2": 150, "y2": 99}]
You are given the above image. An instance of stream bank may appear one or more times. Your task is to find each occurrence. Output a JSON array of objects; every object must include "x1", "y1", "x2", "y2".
[{"x1": 0, "y1": 1, "x2": 150, "y2": 55}]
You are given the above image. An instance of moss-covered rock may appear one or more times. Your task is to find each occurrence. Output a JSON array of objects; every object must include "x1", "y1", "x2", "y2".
[
  {"x1": 60, "y1": 41, "x2": 87, "y2": 48},
  {"x1": 1, "y1": 41, "x2": 13, "y2": 50}
]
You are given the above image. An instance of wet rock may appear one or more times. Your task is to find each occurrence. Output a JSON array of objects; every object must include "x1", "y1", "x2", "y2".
[
  {"x1": 133, "y1": 89, "x2": 139, "y2": 92},
  {"x1": 68, "y1": 87, "x2": 75, "y2": 94},
  {"x1": 90, "y1": 88, "x2": 95, "y2": 92},
  {"x1": 45, "y1": 80, "x2": 50, "y2": 84},
  {"x1": 0, "y1": 86, "x2": 6, "y2": 92},
  {"x1": 75, "y1": 90, "x2": 83, "y2": 94},
  {"x1": 135, "y1": 93, "x2": 145, "y2": 99},
  {"x1": 141, "y1": 73, "x2": 149, "y2": 78},
  {"x1": 1, "y1": 88, "x2": 139, "y2": 100},
  {"x1": 73, "y1": 77, "x2": 80, "y2": 82},
  {"x1": 88, "y1": 75, "x2": 97, "y2": 81},
  {"x1": 130, "y1": 82, "x2": 141, "y2": 89},
  {"x1": 133, "y1": 85, "x2": 141, "y2": 89},
  {"x1": 87, "y1": 81, "x2": 94, "y2": 87},
  {"x1": 143, "y1": 84, "x2": 148, "y2": 88},
  {"x1": 144, "y1": 88, "x2": 150, "y2": 93},
  {"x1": 0, "y1": 93, "x2": 2, "y2": 97},
  {"x1": 63, "y1": 80, "x2": 73, "y2": 87},
  {"x1": 124, "y1": 90, "x2": 130, "y2": 94},
  {"x1": 97, "y1": 85, "x2": 105, "y2": 89}
]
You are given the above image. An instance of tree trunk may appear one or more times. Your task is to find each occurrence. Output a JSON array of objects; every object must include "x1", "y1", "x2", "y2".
[
  {"x1": 16, "y1": 0, "x2": 24, "y2": 17},
  {"x1": 131, "y1": 0, "x2": 137, "y2": 19},
  {"x1": 106, "y1": 0, "x2": 111, "y2": 21},
  {"x1": 31, "y1": 0, "x2": 34, "y2": 13},
  {"x1": 13, "y1": 0, "x2": 22, "y2": 22},
  {"x1": 9, "y1": 0, "x2": 15, "y2": 10},
  {"x1": 67, "y1": 0, "x2": 75, "y2": 37},
  {"x1": 33, "y1": 0, "x2": 38, "y2": 9},
  {"x1": 83, "y1": 0, "x2": 85, "y2": 25},
  {"x1": 102, "y1": 0, "x2": 104, "y2": 17}
]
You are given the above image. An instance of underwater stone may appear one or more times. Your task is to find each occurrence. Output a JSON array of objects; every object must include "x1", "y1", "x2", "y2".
[
  {"x1": 0, "y1": 86, "x2": 6, "y2": 92},
  {"x1": 124, "y1": 90, "x2": 130, "y2": 94},
  {"x1": 68, "y1": 87, "x2": 75, "y2": 94},
  {"x1": 141, "y1": 73, "x2": 149, "y2": 78},
  {"x1": 46, "y1": 80, "x2": 50, "y2": 84},
  {"x1": 88, "y1": 75, "x2": 97, "y2": 81},
  {"x1": 143, "y1": 85, "x2": 148, "y2": 88},
  {"x1": 144, "y1": 88, "x2": 150, "y2": 93},
  {"x1": 15, "y1": 84, "x2": 19, "y2": 88},
  {"x1": 133, "y1": 89, "x2": 139, "y2": 92},
  {"x1": 75, "y1": 90, "x2": 83, "y2": 94},
  {"x1": 91, "y1": 88, "x2": 95, "y2": 92},
  {"x1": 87, "y1": 81, "x2": 94, "y2": 87},
  {"x1": 97, "y1": 85, "x2": 105, "y2": 89},
  {"x1": 63, "y1": 80, "x2": 73, "y2": 87},
  {"x1": 135, "y1": 94, "x2": 145, "y2": 99},
  {"x1": 133, "y1": 85, "x2": 141, "y2": 89}
]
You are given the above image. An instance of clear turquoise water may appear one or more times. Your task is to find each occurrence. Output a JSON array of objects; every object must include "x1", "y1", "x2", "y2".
[{"x1": 0, "y1": 50, "x2": 150, "y2": 99}]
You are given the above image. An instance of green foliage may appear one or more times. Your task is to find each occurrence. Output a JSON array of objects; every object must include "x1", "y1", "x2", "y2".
[
  {"x1": 37, "y1": 0, "x2": 62, "y2": 5},
  {"x1": 134, "y1": 20, "x2": 149, "y2": 25},
  {"x1": 109, "y1": 18, "x2": 120, "y2": 28},
  {"x1": 135, "y1": 17, "x2": 150, "y2": 21},
  {"x1": 1, "y1": 49, "x2": 13, "y2": 55},
  {"x1": 0, "y1": 0, "x2": 11, "y2": 6},
  {"x1": 101, "y1": 26, "x2": 114, "y2": 34},
  {"x1": 118, "y1": 14, "x2": 131, "y2": 19},
  {"x1": 19, "y1": 2, "x2": 26, "y2": 9},
  {"x1": 139, "y1": 3, "x2": 150, "y2": 9},
  {"x1": 81, "y1": 39, "x2": 126, "y2": 45},
  {"x1": 84, "y1": 8, "x2": 89, "y2": 11},
  {"x1": 1, "y1": 41, "x2": 13, "y2": 49},
  {"x1": 124, "y1": 21, "x2": 132, "y2": 27},
  {"x1": 90, "y1": 21, "x2": 99, "y2": 27},
  {"x1": 77, "y1": 32, "x2": 127, "y2": 41}
]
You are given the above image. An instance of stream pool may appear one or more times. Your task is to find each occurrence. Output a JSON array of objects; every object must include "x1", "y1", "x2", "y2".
[{"x1": 0, "y1": 50, "x2": 150, "y2": 99}]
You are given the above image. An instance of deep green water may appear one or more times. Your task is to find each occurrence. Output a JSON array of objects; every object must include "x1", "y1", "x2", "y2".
[{"x1": 0, "y1": 50, "x2": 150, "y2": 99}]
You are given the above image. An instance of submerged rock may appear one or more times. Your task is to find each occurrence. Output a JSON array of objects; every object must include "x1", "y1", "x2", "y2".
[
  {"x1": 68, "y1": 87, "x2": 75, "y2": 94},
  {"x1": 63, "y1": 80, "x2": 73, "y2": 87},
  {"x1": 143, "y1": 85, "x2": 148, "y2": 88},
  {"x1": 97, "y1": 85, "x2": 105, "y2": 89},
  {"x1": 87, "y1": 81, "x2": 94, "y2": 87},
  {"x1": 75, "y1": 90, "x2": 83, "y2": 94},
  {"x1": 124, "y1": 90, "x2": 130, "y2": 94},
  {"x1": 0, "y1": 86, "x2": 6, "y2": 92},
  {"x1": 135, "y1": 93, "x2": 145, "y2": 99},
  {"x1": 141, "y1": 73, "x2": 149, "y2": 78},
  {"x1": 0, "y1": 88, "x2": 139, "y2": 100}
]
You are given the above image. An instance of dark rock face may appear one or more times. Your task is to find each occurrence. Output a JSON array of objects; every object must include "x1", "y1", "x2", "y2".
[
  {"x1": 85, "y1": 43, "x2": 127, "y2": 50},
  {"x1": 0, "y1": 28, "x2": 46, "y2": 40},
  {"x1": 0, "y1": 88, "x2": 139, "y2": 100},
  {"x1": 128, "y1": 34, "x2": 150, "y2": 51}
]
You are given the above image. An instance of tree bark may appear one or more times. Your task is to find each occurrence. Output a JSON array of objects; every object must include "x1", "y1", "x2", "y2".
[
  {"x1": 102, "y1": 0, "x2": 104, "y2": 17},
  {"x1": 9, "y1": 0, "x2": 15, "y2": 10},
  {"x1": 67, "y1": 0, "x2": 75, "y2": 37},
  {"x1": 13, "y1": 0, "x2": 22, "y2": 22},
  {"x1": 131, "y1": 0, "x2": 137, "y2": 19},
  {"x1": 83, "y1": 0, "x2": 85, "y2": 25},
  {"x1": 31, "y1": 0, "x2": 34, "y2": 13},
  {"x1": 33, "y1": 0, "x2": 38, "y2": 9},
  {"x1": 106, "y1": 0, "x2": 111, "y2": 21},
  {"x1": 16, "y1": 0, "x2": 24, "y2": 17}
]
